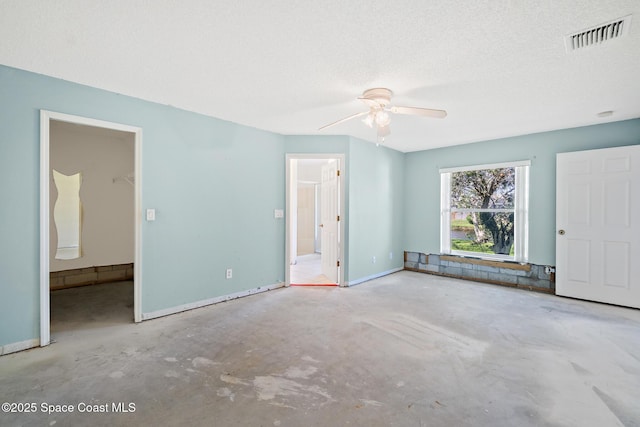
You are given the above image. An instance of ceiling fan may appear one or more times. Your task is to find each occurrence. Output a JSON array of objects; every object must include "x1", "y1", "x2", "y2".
[{"x1": 319, "y1": 88, "x2": 447, "y2": 144}]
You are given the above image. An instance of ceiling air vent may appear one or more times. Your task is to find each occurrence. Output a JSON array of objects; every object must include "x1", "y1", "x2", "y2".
[{"x1": 565, "y1": 15, "x2": 632, "y2": 51}]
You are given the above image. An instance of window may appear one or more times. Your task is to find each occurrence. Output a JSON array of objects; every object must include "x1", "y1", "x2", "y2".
[{"x1": 440, "y1": 161, "x2": 530, "y2": 262}]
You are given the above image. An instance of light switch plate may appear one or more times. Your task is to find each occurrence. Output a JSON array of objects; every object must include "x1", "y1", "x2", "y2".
[
  {"x1": 274, "y1": 209, "x2": 284, "y2": 219},
  {"x1": 146, "y1": 209, "x2": 156, "y2": 221}
]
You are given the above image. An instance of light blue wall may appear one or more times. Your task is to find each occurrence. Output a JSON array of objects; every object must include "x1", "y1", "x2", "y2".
[
  {"x1": 283, "y1": 135, "x2": 350, "y2": 155},
  {"x1": 0, "y1": 67, "x2": 41, "y2": 347},
  {"x1": 347, "y1": 137, "x2": 405, "y2": 281},
  {"x1": 404, "y1": 119, "x2": 640, "y2": 265},
  {"x1": 139, "y1": 115, "x2": 287, "y2": 312},
  {"x1": 0, "y1": 65, "x2": 290, "y2": 346}
]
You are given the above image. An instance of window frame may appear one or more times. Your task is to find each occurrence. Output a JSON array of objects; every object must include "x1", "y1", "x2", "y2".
[{"x1": 440, "y1": 160, "x2": 530, "y2": 262}]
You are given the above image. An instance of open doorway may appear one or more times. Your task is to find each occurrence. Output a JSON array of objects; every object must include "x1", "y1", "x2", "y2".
[
  {"x1": 40, "y1": 111, "x2": 142, "y2": 347},
  {"x1": 286, "y1": 154, "x2": 345, "y2": 286}
]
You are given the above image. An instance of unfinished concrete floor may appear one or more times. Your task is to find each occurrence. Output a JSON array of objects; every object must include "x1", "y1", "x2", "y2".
[{"x1": 1, "y1": 271, "x2": 639, "y2": 426}]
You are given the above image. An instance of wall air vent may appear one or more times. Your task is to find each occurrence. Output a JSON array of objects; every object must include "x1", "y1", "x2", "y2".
[{"x1": 565, "y1": 15, "x2": 632, "y2": 52}]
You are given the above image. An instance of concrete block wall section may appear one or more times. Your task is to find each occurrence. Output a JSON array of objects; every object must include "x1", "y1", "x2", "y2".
[
  {"x1": 50, "y1": 264, "x2": 134, "y2": 290},
  {"x1": 404, "y1": 252, "x2": 555, "y2": 293}
]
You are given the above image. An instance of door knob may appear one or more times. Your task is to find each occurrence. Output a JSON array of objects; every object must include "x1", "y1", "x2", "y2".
[
  {"x1": 319, "y1": 224, "x2": 324, "y2": 228},
  {"x1": 558, "y1": 229, "x2": 565, "y2": 235}
]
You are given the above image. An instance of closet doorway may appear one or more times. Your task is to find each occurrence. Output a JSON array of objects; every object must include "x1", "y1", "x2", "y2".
[{"x1": 40, "y1": 111, "x2": 142, "y2": 347}]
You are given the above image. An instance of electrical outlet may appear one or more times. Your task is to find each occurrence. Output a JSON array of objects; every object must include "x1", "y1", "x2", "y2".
[
  {"x1": 226, "y1": 268, "x2": 232, "y2": 279},
  {"x1": 389, "y1": 252, "x2": 393, "y2": 260},
  {"x1": 372, "y1": 256, "x2": 376, "y2": 264}
]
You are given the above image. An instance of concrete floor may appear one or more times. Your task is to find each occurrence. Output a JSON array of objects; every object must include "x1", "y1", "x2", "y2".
[{"x1": 1, "y1": 271, "x2": 639, "y2": 426}]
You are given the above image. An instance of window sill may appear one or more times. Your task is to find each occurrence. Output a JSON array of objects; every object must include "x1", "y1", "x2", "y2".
[{"x1": 450, "y1": 250, "x2": 514, "y2": 262}]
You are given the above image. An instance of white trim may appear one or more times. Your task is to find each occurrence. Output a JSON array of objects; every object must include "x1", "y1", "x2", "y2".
[
  {"x1": 39, "y1": 112, "x2": 51, "y2": 347},
  {"x1": 285, "y1": 153, "x2": 346, "y2": 287},
  {"x1": 440, "y1": 172, "x2": 451, "y2": 254},
  {"x1": 42, "y1": 111, "x2": 143, "y2": 133},
  {"x1": 514, "y1": 164, "x2": 529, "y2": 262},
  {"x1": 1, "y1": 338, "x2": 40, "y2": 356},
  {"x1": 133, "y1": 129, "x2": 142, "y2": 323},
  {"x1": 347, "y1": 267, "x2": 403, "y2": 287},
  {"x1": 141, "y1": 282, "x2": 285, "y2": 320},
  {"x1": 440, "y1": 160, "x2": 531, "y2": 174},
  {"x1": 40, "y1": 110, "x2": 143, "y2": 348},
  {"x1": 451, "y1": 208, "x2": 514, "y2": 213}
]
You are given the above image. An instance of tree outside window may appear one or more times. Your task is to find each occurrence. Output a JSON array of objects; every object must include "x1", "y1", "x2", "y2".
[{"x1": 441, "y1": 161, "x2": 529, "y2": 262}]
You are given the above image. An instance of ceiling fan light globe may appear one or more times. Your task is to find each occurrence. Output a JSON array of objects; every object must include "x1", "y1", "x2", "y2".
[
  {"x1": 375, "y1": 110, "x2": 390, "y2": 127},
  {"x1": 362, "y1": 113, "x2": 374, "y2": 128}
]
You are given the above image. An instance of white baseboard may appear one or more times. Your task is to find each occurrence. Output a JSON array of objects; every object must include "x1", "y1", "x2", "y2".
[
  {"x1": 1, "y1": 338, "x2": 40, "y2": 356},
  {"x1": 141, "y1": 282, "x2": 286, "y2": 321},
  {"x1": 347, "y1": 267, "x2": 403, "y2": 287}
]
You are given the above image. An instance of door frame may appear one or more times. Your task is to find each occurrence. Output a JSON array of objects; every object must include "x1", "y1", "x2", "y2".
[
  {"x1": 285, "y1": 153, "x2": 345, "y2": 286},
  {"x1": 40, "y1": 110, "x2": 143, "y2": 347}
]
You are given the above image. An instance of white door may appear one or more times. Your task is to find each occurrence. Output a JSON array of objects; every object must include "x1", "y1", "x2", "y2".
[
  {"x1": 320, "y1": 160, "x2": 339, "y2": 283},
  {"x1": 556, "y1": 145, "x2": 640, "y2": 308}
]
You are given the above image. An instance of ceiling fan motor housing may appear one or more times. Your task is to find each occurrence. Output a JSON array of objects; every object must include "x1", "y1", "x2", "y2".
[{"x1": 362, "y1": 88, "x2": 393, "y2": 107}]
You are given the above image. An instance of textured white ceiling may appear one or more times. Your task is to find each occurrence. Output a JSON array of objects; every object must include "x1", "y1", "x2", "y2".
[{"x1": 1, "y1": 0, "x2": 639, "y2": 152}]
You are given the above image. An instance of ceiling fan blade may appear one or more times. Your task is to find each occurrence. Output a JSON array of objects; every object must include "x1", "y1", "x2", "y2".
[
  {"x1": 318, "y1": 111, "x2": 369, "y2": 130},
  {"x1": 390, "y1": 105, "x2": 447, "y2": 119}
]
